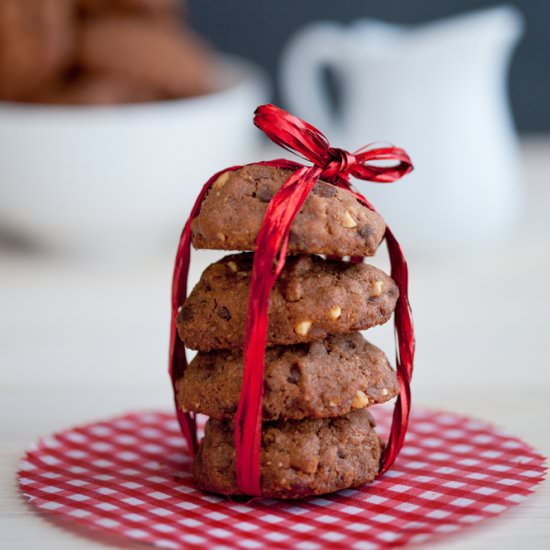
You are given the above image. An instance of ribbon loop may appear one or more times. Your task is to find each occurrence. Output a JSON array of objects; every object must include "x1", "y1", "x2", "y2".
[{"x1": 254, "y1": 104, "x2": 413, "y2": 184}]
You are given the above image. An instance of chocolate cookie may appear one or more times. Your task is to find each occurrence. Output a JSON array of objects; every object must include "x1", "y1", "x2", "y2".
[
  {"x1": 177, "y1": 253, "x2": 398, "y2": 351},
  {"x1": 27, "y1": 72, "x2": 162, "y2": 105},
  {"x1": 0, "y1": 0, "x2": 74, "y2": 101},
  {"x1": 78, "y1": 0, "x2": 179, "y2": 18},
  {"x1": 191, "y1": 164, "x2": 386, "y2": 257},
  {"x1": 77, "y1": 15, "x2": 213, "y2": 98},
  {"x1": 193, "y1": 409, "x2": 382, "y2": 499},
  {"x1": 177, "y1": 333, "x2": 398, "y2": 420}
]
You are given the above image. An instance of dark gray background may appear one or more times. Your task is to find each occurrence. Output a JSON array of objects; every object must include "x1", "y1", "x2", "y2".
[{"x1": 187, "y1": 0, "x2": 549, "y2": 133}]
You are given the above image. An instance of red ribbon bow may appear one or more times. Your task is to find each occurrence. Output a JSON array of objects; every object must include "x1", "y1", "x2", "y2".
[
  {"x1": 169, "y1": 104, "x2": 415, "y2": 497},
  {"x1": 254, "y1": 104, "x2": 412, "y2": 184}
]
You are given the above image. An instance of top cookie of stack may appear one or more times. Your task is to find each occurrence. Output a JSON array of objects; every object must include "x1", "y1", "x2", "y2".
[
  {"x1": 191, "y1": 164, "x2": 386, "y2": 257},
  {"x1": 176, "y1": 164, "x2": 399, "y2": 499}
]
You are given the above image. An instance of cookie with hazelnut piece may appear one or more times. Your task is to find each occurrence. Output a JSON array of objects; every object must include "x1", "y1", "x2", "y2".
[
  {"x1": 191, "y1": 164, "x2": 387, "y2": 257},
  {"x1": 177, "y1": 333, "x2": 398, "y2": 420},
  {"x1": 177, "y1": 253, "x2": 398, "y2": 352},
  {"x1": 193, "y1": 408, "x2": 382, "y2": 499}
]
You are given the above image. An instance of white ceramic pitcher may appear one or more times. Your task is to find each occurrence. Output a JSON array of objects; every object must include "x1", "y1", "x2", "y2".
[{"x1": 280, "y1": 6, "x2": 524, "y2": 254}]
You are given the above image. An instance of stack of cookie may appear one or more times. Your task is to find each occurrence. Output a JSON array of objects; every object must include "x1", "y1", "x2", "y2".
[{"x1": 176, "y1": 164, "x2": 400, "y2": 498}]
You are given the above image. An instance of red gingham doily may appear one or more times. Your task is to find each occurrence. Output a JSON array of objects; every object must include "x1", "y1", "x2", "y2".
[{"x1": 18, "y1": 407, "x2": 546, "y2": 549}]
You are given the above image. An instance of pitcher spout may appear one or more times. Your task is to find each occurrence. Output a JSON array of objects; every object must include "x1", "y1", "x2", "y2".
[
  {"x1": 349, "y1": 5, "x2": 524, "y2": 57},
  {"x1": 448, "y1": 5, "x2": 525, "y2": 47},
  {"x1": 413, "y1": 5, "x2": 525, "y2": 52}
]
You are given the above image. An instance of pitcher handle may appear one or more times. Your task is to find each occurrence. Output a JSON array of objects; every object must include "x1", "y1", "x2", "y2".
[{"x1": 279, "y1": 22, "x2": 343, "y2": 133}]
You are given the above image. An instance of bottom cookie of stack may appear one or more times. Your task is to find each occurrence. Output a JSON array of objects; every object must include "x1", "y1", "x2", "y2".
[{"x1": 193, "y1": 409, "x2": 382, "y2": 499}]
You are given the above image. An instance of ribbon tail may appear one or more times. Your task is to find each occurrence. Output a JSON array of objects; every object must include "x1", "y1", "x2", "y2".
[
  {"x1": 169, "y1": 216, "x2": 197, "y2": 455},
  {"x1": 379, "y1": 226, "x2": 415, "y2": 473},
  {"x1": 235, "y1": 165, "x2": 321, "y2": 496},
  {"x1": 169, "y1": 166, "x2": 243, "y2": 457},
  {"x1": 343, "y1": 187, "x2": 415, "y2": 474}
]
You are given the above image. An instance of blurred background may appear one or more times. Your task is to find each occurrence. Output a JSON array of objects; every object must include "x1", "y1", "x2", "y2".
[
  {"x1": 190, "y1": 0, "x2": 550, "y2": 132},
  {"x1": 1, "y1": 2, "x2": 549, "y2": 547}
]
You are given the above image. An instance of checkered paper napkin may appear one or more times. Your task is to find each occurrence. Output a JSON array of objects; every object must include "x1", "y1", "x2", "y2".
[{"x1": 18, "y1": 407, "x2": 546, "y2": 549}]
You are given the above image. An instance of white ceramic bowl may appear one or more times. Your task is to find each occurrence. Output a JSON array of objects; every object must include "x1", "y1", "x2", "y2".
[{"x1": 0, "y1": 55, "x2": 268, "y2": 256}]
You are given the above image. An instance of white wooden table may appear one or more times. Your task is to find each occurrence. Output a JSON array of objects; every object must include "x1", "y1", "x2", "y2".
[{"x1": 1, "y1": 139, "x2": 549, "y2": 549}]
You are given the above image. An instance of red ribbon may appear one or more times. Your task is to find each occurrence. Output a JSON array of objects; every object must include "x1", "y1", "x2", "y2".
[{"x1": 170, "y1": 104, "x2": 415, "y2": 496}]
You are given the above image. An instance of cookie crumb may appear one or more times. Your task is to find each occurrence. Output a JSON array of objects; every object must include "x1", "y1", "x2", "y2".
[
  {"x1": 351, "y1": 390, "x2": 369, "y2": 409},
  {"x1": 212, "y1": 172, "x2": 230, "y2": 190},
  {"x1": 372, "y1": 280, "x2": 384, "y2": 296},
  {"x1": 342, "y1": 211, "x2": 358, "y2": 228},
  {"x1": 227, "y1": 261, "x2": 238, "y2": 273},
  {"x1": 327, "y1": 305, "x2": 342, "y2": 320},
  {"x1": 294, "y1": 321, "x2": 312, "y2": 336}
]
